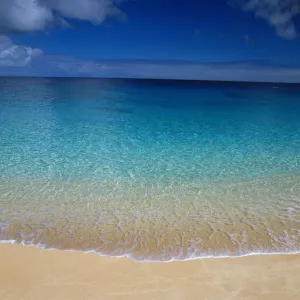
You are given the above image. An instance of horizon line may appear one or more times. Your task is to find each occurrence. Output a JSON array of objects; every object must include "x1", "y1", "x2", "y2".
[{"x1": 1, "y1": 75, "x2": 300, "y2": 86}]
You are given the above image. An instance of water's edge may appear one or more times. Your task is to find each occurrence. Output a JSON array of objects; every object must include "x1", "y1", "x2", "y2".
[{"x1": 1, "y1": 239, "x2": 300, "y2": 263}]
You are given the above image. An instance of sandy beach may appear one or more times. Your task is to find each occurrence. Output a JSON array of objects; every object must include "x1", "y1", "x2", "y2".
[{"x1": 0, "y1": 244, "x2": 299, "y2": 300}]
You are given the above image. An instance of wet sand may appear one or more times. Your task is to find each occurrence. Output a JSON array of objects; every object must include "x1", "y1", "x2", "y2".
[
  {"x1": 1, "y1": 244, "x2": 300, "y2": 300},
  {"x1": 1, "y1": 175, "x2": 300, "y2": 260}
]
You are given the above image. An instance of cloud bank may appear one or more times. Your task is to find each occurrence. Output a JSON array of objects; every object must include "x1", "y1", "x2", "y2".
[
  {"x1": 0, "y1": 0, "x2": 126, "y2": 33},
  {"x1": 0, "y1": 35, "x2": 43, "y2": 67},
  {"x1": 0, "y1": 37, "x2": 299, "y2": 83},
  {"x1": 235, "y1": 0, "x2": 300, "y2": 39},
  {"x1": 48, "y1": 59, "x2": 300, "y2": 83}
]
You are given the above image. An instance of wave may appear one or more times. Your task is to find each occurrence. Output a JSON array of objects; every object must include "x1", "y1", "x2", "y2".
[{"x1": 1, "y1": 238, "x2": 300, "y2": 263}]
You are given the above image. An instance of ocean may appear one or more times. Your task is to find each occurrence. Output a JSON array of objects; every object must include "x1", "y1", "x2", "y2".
[{"x1": 0, "y1": 77, "x2": 299, "y2": 261}]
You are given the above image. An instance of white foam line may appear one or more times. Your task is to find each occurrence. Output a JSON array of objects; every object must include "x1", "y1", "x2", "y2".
[{"x1": 1, "y1": 239, "x2": 300, "y2": 263}]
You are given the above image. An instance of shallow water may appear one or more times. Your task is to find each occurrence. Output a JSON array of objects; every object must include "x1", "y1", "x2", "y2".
[{"x1": 0, "y1": 78, "x2": 299, "y2": 260}]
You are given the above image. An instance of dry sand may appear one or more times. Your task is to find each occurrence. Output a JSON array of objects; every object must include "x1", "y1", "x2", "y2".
[{"x1": 0, "y1": 244, "x2": 300, "y2": 300}]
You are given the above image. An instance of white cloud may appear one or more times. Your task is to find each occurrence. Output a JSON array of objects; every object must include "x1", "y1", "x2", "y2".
[
  {"x1": 0, "y1": 0, "x2": 126, "y2": 33},
  {"x1": 0, "y1": 35, "x2": 43, "y2": 67},
  {"x1": 1, "y1": 0, "x2": 298, "y2": 40},
  {"x1": 235, "y1": 0, "x2": 300, "y2": 39}
]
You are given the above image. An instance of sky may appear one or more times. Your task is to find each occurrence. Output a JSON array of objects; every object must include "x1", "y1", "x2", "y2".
[{"x1": 0, "y1": 0, "x2": 300, "y2": 82}]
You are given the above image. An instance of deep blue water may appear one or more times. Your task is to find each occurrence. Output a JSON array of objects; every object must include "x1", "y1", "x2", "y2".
[{"x1": 0, "y1": 78, "x2": 300, "y2": 182}]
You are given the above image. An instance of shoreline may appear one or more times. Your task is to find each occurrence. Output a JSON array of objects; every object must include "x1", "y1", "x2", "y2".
[
  {"x1": 1, "y1": 239, "x2": 300, "y2": 262},
  {"x1": 1, "y1": 174, "x2": 299, "y2": 261},
  {"x1": 1, "y1": 244, "x2": 300, "y2": 300}
]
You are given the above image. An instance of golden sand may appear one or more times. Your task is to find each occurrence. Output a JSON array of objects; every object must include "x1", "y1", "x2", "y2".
[{"x1": 0, "y1": 244, "x2": 300, "y2": 300}]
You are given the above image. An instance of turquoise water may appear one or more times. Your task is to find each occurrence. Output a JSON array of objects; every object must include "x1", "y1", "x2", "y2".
[{"x1": 0, "y1": 78, "x2": 299, "y2": 260}]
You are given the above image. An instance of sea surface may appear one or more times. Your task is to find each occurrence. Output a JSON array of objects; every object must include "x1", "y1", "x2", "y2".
[{"x1": 0, "y1": 77, "x2": 299, "y2": 261}]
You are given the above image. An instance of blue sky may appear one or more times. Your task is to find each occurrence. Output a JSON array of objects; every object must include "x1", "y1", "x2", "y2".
[{"x1": 0, "y1": 0, "x2": 300, "y2": 82}]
